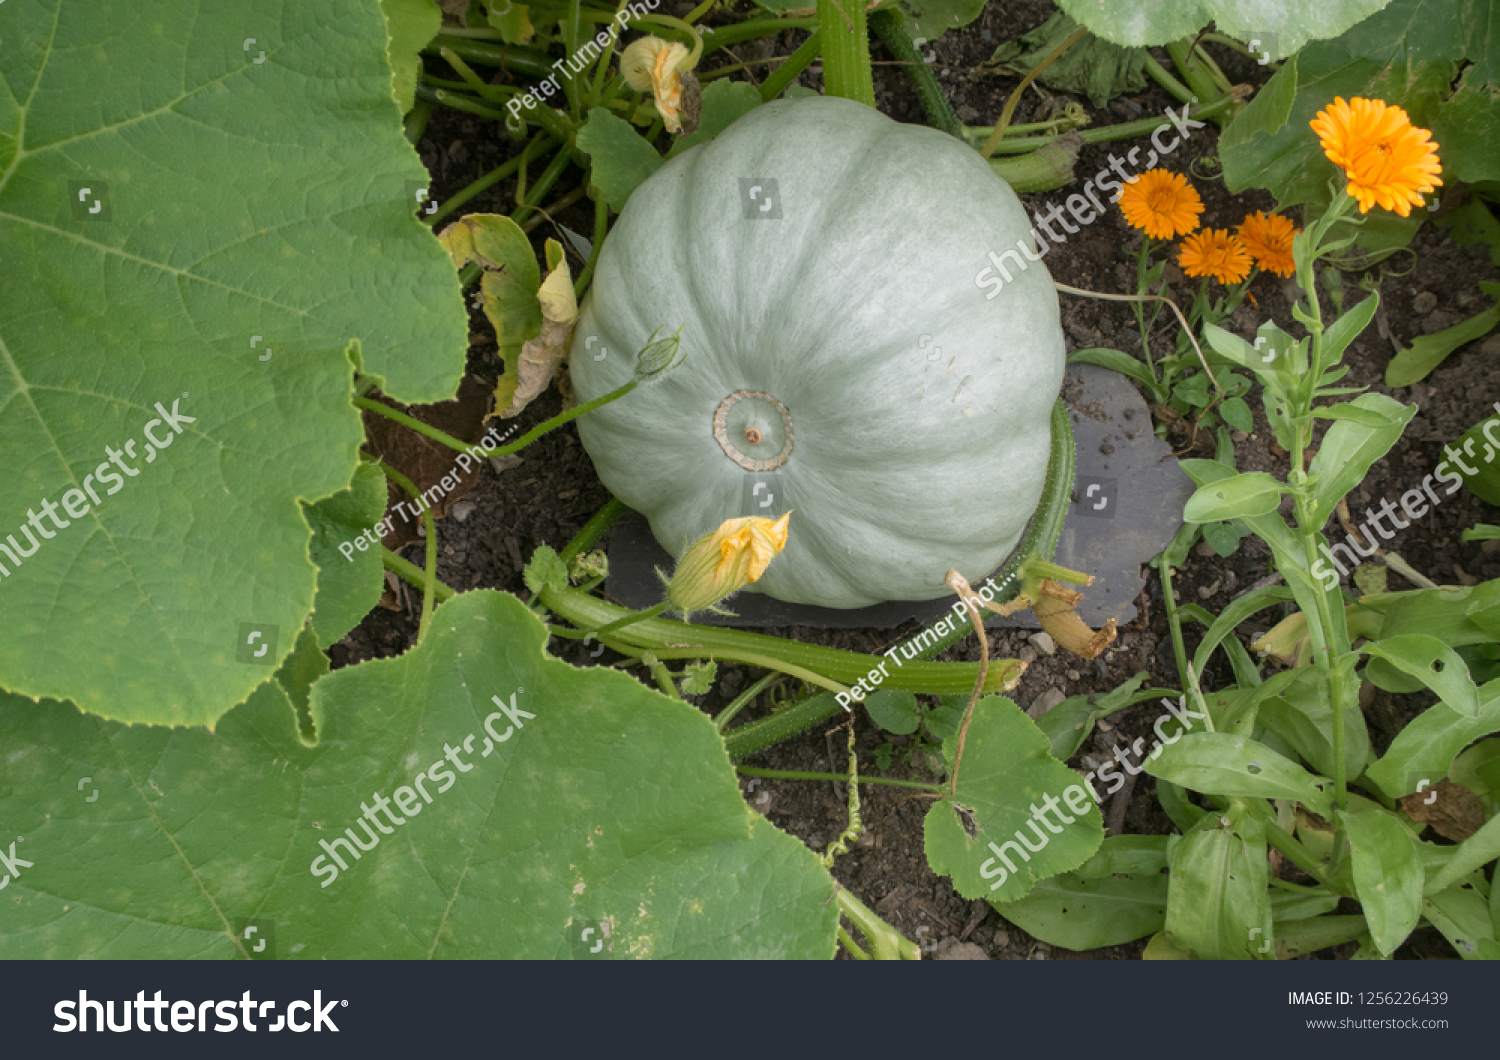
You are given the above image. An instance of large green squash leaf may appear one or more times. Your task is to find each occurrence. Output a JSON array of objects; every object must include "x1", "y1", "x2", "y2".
[
  {"x1": 382, "y1": 0, "x2": 444, "y2": 114},
  {"x1": 924, "y1": 696, "x2": 1103, "y2": 902},
  {"x1": 0, "y1": 0, "x2": 466, "y2": 727},
  {"x1": 1056, "y1": 0, "x2": 1392, "y2": 52},
  {"x1": 303, "y1": 462, "x2": 389, "y2": 650},
  {"x1": 0, "y1": 591, "x2": 837, "y2": 958}
]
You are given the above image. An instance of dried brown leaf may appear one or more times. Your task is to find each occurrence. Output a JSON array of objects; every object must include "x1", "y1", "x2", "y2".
[{"x1": 1401, "y1": 779, "x2": 1486, "y2": 842}]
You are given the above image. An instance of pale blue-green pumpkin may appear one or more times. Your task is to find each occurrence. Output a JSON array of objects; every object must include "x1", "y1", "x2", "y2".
[{"x1": 571, "y1": 96, "x2": 1065, "y2": 608}]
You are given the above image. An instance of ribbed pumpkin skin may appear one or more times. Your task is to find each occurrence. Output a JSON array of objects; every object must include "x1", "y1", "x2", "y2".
[{"x1": 570, "y1": 96, "x2": 1065, "y2": 608}]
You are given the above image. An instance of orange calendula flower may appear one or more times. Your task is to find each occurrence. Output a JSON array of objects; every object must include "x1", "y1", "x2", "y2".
[
  {"x1": 667, "y1": 513, "x2": 790, "y2": 614},
  {"x1": 1118, "y1": 169, "x2": 1203, "y2": 239},
  {"x1": 1310, "y1": 96, "x2": 1442, "y2": 216},
  {"x1": 1236, "y1": 211, "x2": 1299, "y2": 277},
  {"x1": 1178, "y1": 228, "x2": 1252, "y2": 284}
]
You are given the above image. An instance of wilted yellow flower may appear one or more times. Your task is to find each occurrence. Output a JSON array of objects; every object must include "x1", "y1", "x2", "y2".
[
  {"x1": 1310, "y1": 96, "x2": 1442, "y2": 216},
  {"x1": 668, "y1": 513, "x2": 789, "y2": 614},
  {"x1": 622, "y1": 35, "x2": 693, "y2": 134}
]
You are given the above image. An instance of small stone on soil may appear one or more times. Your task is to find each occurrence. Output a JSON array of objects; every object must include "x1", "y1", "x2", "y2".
[
  {"x1": 935, "y1": 939, "x2": 989, "y2": 960},
  {"x1": 1028, "y1": 631, "x2": 1057, "y2": 655},
  {"x1": 1027, "y1": 688, "x2": 1067, "y2": 719}
]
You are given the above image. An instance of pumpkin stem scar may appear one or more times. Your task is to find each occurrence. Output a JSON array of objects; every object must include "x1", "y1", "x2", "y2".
[{"x1": 713, "y1": 390, "x2": 794, "y2": 471}]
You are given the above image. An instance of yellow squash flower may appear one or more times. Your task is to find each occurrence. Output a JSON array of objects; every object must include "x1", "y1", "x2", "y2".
[
  {"x1": 1178, "y1": 228, "x2": 1252, "y2": 284},
  {"x1": 1118, "y1": 169, "x2": 1203, "y2": 240},
  {"x1": 667, "y1": 513, "x2": 790, "y2": 614},
  {"x1": 622, "y1": 35, "x2": 694, "y2": 134},
  {"x1": 1236, "y1": 211, "x2": 1299, "y2": 277},
  {"x1": 1310, "y1": 96, "x2": 1442, "y2": 216}
]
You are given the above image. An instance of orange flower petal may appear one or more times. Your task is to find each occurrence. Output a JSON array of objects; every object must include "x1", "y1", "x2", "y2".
[
  {"x1": 1178, "y1": 228, "x2": 1253, "y2": 284},
  {"x1": 1236, "y1": 211, "x2": 1299, "y2": 278},
  {"x1": 1118, "y1": 169, "x2": 1203, "y2": 239},
  {"x1": 1311, "y1": 96, "x2": 1442, "y2": 216}
]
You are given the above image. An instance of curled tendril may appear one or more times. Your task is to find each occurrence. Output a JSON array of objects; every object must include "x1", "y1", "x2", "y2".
[{"x1": 1188, "y1": 154, "x2": 1225, "y2": 183}]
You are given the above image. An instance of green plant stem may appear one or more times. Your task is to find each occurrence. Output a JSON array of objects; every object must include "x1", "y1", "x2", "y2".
[
  {"x1": 422, "y1": 73, "x2": 520, "y2": 96},
  {"x1": 562, "y1": 0, "x2": 583, "y2": 114},
  {"x1": 382, "y1": 548, "x2": 458, "y2": 602},
  {"x1": 573, "y1": 192, "x2": 609, "y2": 297},
  {"x1": 634, "y1": 15, "x2": 706, "y2": 70},
  {"x1": 439, "y1": 46, "x2": 514, "y2": 103},
  {"x1": 1157, "y1": 555, "x2": 1191, "y2": 694},
  {"x1": 353, "y1": 396, "x2": 477, "y2": 455},
  {"x1": 980, "y1": 23, "x2": 1087, "y2": 158},
  {"x1": 590, "y1": 5, "x2": 627, "y2": 104},
  {"x1": 494, "y1": 379, "x2": 639, "y2": 459},
  {"x1": 589, "y1": 600, "x2": 672, "y2": 638},
  {"x1": 539, "y1": 583, "x2": 1019, "y2": 697},
  {"x1": 404, "y1": 101, "x2": 432, "y2": 145},
  {"x1": 428, "y1": 36, "x2": 559, "y2": 79},
  {"x1": 1265, "y1": 821, "x2": 1337, "y2": 889},
  {"x1": 521, "y1": 185, "x2": 587, "y2": 233},
  {"x1": 1132, "y1": 239, "x2": 1164, "y2": 390},
  {"x1": 603, "y1": 640, "x2": 855, "y2": 699},
  {"x1": 432, "y1": 133, "x2": 557, "y2": 225},
  {"x1": 1267, "y1": 876, "x2": 1332, "y2": 895},
  {"x1": 1198, "y1": 32, "x2": 1259, "y2": 62},
  {"x1": 1166, "y1": 38, "x2": 1233, "y2": 100},
  {"x1": 869, "y1": 11, "x2": 961, "y2": 137},
  {"x1": 1295, "y1": 500, "x2": 1350, "y2": 872},
  {"x1": 560, "y1": 497, "x2": 628, "y2": 566},
  {"x1": 1277, "y1": 191, "x2": 1363, "y2": 874},
  {"x1": 724, "y1": 687, "x2": 847, "y2": 761},
  {"x1": 514, "y1": 144, "x2": 574, "y2": 224},
  {"x1": 706, "y1": 18, "x2": 819, "y2": 49},
  {"x1": 715, "y1": 671, "x2": 781, "y2": 731},
  {"x1": 818, "y1": 0, "x2": 876, "y2": 106},
  {"x1": 377, "y1": 463, "x2": 440, "y2": 643},
  {"x1": 835, "y1": 886, "x2": 920, "y2": 960},
  {"x1": 758, "y1": 29, "x2": 822, "y2": 102},
  {"x1": 1140, "y1": 52, "x2": 1194, "y2": 105},
  {"x1": 964, "y1": 93, "x2": 1235, "y2": 155},
  {"x1": 649, "y1": 657, "x2": 683, "y2": 698},
  {"x1": 837, "y1": 924, "x2": 870, "y2": 959},
  {"x1": 415, "y1": 83, "x2": 509, "y2": 121},
  {"x1": 736, "y1": 767, "x2": 940, "y2": 791}
]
